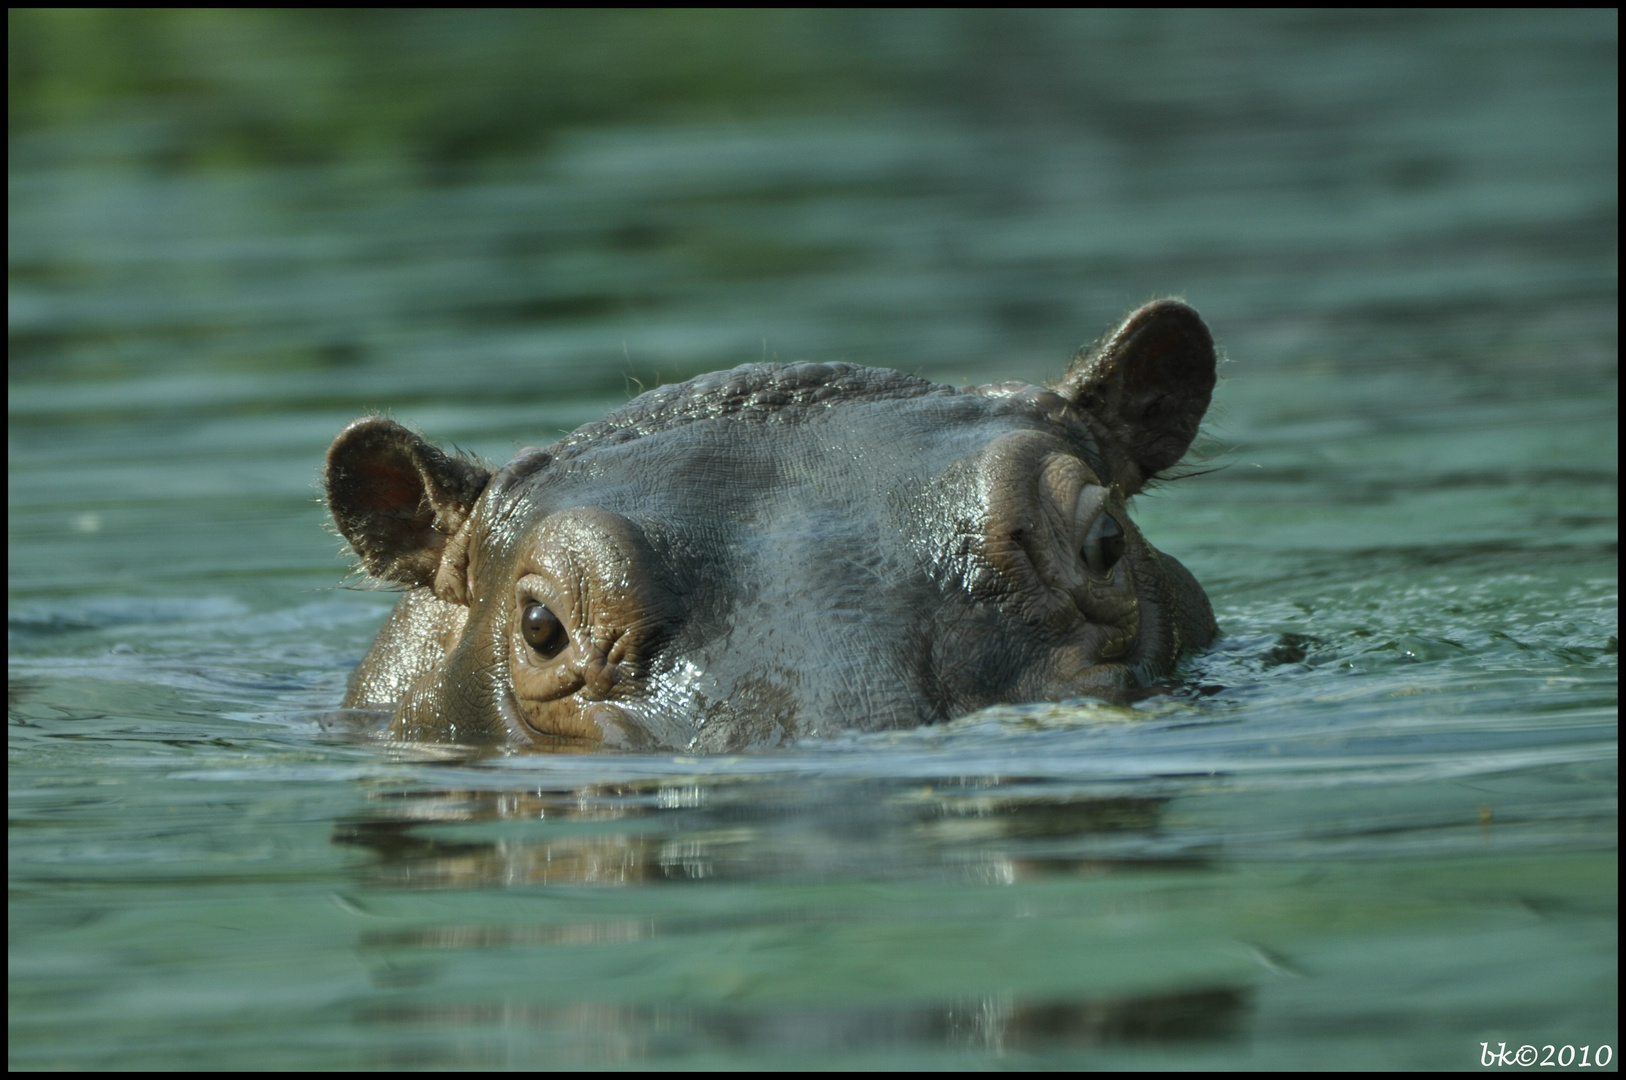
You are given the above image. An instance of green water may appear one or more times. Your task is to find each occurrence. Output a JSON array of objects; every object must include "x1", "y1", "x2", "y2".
[{"x1": 9, "y1": 11, "x2": 1617, "y2": 1069}]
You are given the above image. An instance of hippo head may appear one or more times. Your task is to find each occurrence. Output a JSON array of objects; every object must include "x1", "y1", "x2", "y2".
[{"x1": 326, "y1": 299, "x2": 1219, "y2": 751}]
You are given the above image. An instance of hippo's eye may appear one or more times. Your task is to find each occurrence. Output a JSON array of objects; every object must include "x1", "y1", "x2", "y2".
[
  {"x1": 1081, "y1": 512, "x2": 1126, "y2": 576},
  {"x1": 520, "y1": 603, "x2": 568, "y2": 659}
]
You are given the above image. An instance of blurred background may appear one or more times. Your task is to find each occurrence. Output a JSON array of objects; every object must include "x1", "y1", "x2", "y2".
[
  {"x1": 12, "y1": 11, "x2": 1615, "y2": 392},
  {"x1": 9, "y1": 9, "x2": 1616, "y2": 598},
  {"x1": 9, "y1": 10, "x2": 1617, "y2": 1069}
]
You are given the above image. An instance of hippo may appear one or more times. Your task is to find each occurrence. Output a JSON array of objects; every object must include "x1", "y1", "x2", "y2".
[{"x1": 325, "y1": 299, "x2": 1218, "y2": 751}]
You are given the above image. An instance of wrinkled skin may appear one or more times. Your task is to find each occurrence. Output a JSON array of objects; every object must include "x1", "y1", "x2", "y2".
[{"x1": 326, "y1": 299, "x2": 1219, "y2": 751}]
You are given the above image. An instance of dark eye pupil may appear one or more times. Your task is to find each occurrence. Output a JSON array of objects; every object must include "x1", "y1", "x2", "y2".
[
  {"x1": 521, "y1": 603, "x2": 568, "y2": 658},
  {"x1": 1081, "y1": 513, "x2": 1126, "y2": 575}
]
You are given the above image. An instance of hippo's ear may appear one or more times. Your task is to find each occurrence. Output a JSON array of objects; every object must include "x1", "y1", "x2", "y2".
[
  {"x1": 1058, "y1": 299, "x2": 1217, "y2": 488},
  {"x1": 325, "y1": 417, "x2": 491, "y2": 595}
]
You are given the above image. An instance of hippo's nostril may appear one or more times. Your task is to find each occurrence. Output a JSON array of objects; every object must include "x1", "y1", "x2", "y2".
[{"x1": 1082, "y1": 512, "x2": 1126, "y2": 576}]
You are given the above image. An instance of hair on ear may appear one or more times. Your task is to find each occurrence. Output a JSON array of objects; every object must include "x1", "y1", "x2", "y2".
[
  {"x1": 1057, "y1": 299, "x2": 1217, "y2": 485},
  {"x1": 325, "y1": 417, "x2": 491, "y2": 587}
]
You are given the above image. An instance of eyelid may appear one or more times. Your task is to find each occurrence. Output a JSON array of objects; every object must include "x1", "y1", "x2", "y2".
[{"x1": 515, "y1": 571, "x2": 566, "y2": 612}]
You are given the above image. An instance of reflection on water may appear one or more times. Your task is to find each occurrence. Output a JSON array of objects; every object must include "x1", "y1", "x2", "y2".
[
  {"x1": 333, "y1": 778, "x2": 1246, "y2": 1061},
  {"x1": 334, "y1": 780, "x2": 1183, "y2": 889},
  {"x1": 352, "y1": 988, "x2": 1250, "y2": 1062}
]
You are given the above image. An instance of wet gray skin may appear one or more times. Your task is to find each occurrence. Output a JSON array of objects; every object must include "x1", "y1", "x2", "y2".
[{"x1": 326, "y1": 299, "x2": 1219, "y2": 751}]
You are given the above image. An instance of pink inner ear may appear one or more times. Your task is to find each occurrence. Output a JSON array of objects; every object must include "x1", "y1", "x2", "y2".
[{"x1": 361, "y1": 462, "x2": 425, "y2": 518}]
